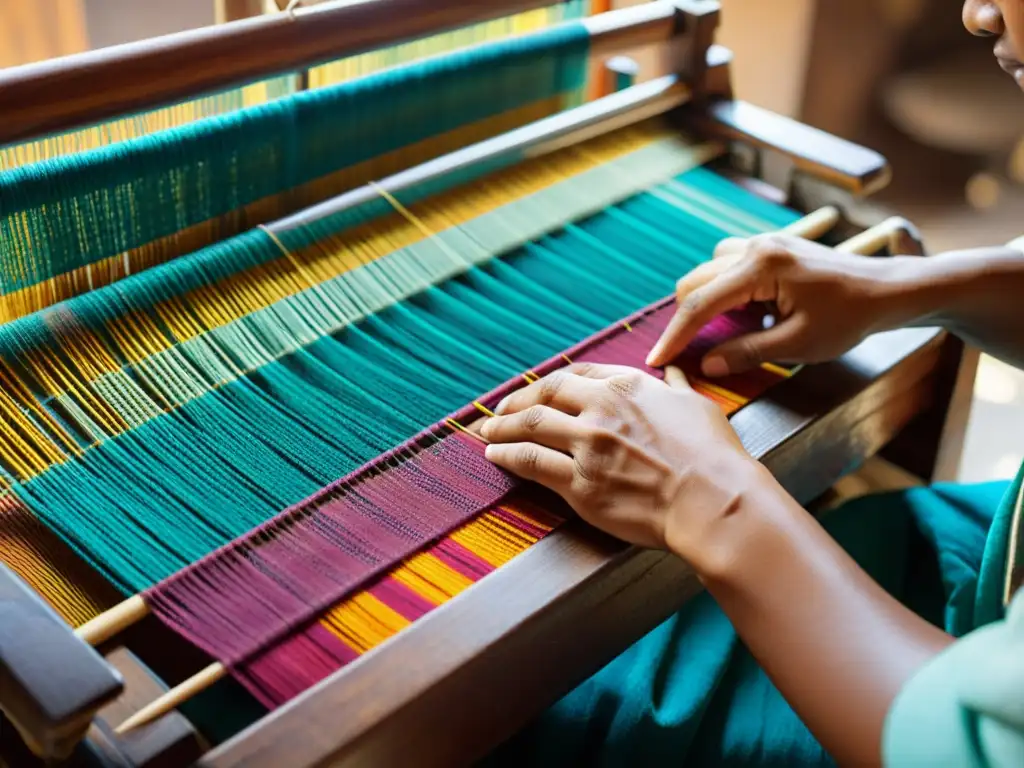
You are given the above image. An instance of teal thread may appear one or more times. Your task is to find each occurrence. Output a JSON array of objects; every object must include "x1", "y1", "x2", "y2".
[
  {"x1": 0, "y1": 23, "x2": 591, "y2": 296},
  {"x1": 5, "y1": 167, "x2": 799, "y2": 594}
]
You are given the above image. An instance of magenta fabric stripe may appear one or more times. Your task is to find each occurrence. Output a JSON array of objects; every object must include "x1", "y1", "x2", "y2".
[
  {"x1": 235, "y1": 622, "x2": 359, "y2": 707},
  {"x1": 489, "y1": 507, "x2": 550, "y2": 540},
  {"x1": 369, "y1": 577, "x2": 435, "y2": 621},
  {"x1": 147, "y1": 432, "x2": 515, "y2": 666},
  {"x1": 234, "y1": 500, "x2": 551, "y2": 707},
  {"x1": 432, "y1": 538, "x2": 496, "y2": 580},
  {"x1": 146, "y1": 300, "x2": 777, "y2": 672}
]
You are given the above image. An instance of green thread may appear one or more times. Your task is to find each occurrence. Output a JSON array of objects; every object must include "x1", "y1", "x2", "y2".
[
  {"x1": 4, "y1": 166, "x2": 799, "y2": 594},
  {"x1": 0, "y1": 22, "x2": 591, "y2": 296}
]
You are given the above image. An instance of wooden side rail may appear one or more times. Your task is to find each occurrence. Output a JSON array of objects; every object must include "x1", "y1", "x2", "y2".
[
  {"x1": 691, "y1": 99, "x2": 892, "y2": 196},
  {"x1": 0, "y1": 563, "x2": 123, "y2": 761}
]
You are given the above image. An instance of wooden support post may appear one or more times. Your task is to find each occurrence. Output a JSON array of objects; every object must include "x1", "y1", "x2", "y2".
[{"x1": 603, "y1": 55, "x2": 641, "y2": 94}]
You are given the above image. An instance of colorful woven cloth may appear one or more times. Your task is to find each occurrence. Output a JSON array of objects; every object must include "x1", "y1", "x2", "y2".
[{"x1": 143, "y1": 295, "x2": 788, "y2": 705}]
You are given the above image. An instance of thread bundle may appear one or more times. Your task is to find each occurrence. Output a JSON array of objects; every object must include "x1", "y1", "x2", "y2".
[
  {"x1": 0, "y1": 3, "x2": 590, "y2": 173},
  {"x1": 1, "y1": 129, "x2": 794, "y2": 596},
  {"x1": 0, "y1": 21, "x2": 590, "y2": 319}
]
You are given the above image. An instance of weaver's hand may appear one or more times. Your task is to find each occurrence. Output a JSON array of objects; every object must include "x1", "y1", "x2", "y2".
[
  {"x1": 645, "y1": 234, "x2": 904, "y2": 375},
  {"x1": 480, "y1": 363, "x2": 773, "y2": 556}
]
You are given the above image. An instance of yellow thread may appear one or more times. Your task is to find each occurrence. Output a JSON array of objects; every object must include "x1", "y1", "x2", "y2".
[
  {"x1": 258, "y1": 224, "x2": 318, "y2": 292},
  {"x1": 320, "y1": 592, "x2": 410, "y2": 654},
  {"x1": 760, "y1": 362, "x2": 792, "y2": 378},
  {"x1": 472, "y1": 401, "x2": 496, "y2": 418},
  {"x1": 694, "y1": 380, "x2": 748, "y2": 406},
  {"x1": 0, "y1": 363, "x2": 77, "y2": 456},
  {"x1": 451, "y1": 513, "x2": 530, "y2": 566},
  {"x1": 445, "y1": 418, "x2": 488, "y2": 445},
  {"x1": 560, "y1": 353, "x2": 574, "y2": 365},
  {"x1": 390, "y1": 552, "x2": 473, "y2": 604},
  {"x1": 0, "y1": 496, "x2": 109, "y2": 627},
  {"x1": 622, "y1": 321, "x2": 633, "y2": 332},
  {"x1": 367, "y1": 180, "x2": 475, "y2": 276}
]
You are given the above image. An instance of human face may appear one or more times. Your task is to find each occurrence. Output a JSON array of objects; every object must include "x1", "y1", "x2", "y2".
[{"x1": 963, "y1": 1, "x2": 1024, "y2": 89}]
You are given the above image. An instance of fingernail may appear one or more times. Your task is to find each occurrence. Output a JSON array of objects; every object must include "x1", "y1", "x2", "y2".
[
  {"x1": 484, "y1": 444, "x2": 497, "y2": 461},
  {"x1": 645, "y1": 347, "x2": 662, "y2": 367},
  {"x1": 494, "y1": 396, "x2": 510, "y2": 415},
  {"x1": 702, "y1": 355, "x2": 729, "y2": 378}
]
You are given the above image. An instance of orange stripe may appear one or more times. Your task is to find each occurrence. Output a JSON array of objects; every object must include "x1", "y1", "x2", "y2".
[{"x1": 389, "y1": 551, "x2": 474, "y2": 605}]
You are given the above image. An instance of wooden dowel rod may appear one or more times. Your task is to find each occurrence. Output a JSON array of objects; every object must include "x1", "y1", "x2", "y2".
[
  {"x1": 0, "y1": 0, "x2": 678, "y2": 149},
  {"x1": 781, "y1": 206, "x2": 840, "y2": 241},
  {"x1": 108, "y1": 204, "x2": 846, "y2": 736},
  {"x1": 75, "y1": 594, "x2": 149, "y2": 647},
  {"x1": 834, "y1": 216, "x2": 915, "y2": 255},
  {"x1": 116, "y1": 663, "x2": 226, "y2": 735}
]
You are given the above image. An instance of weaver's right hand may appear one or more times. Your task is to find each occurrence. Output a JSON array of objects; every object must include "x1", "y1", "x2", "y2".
[{"x1": 645, "y1": 233, "x2": 910, "y2": 376}]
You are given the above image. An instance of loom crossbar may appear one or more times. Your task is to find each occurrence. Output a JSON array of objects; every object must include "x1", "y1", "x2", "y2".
[{"x1": 0, "y1": 0, "x2": 676, "y2": 149}]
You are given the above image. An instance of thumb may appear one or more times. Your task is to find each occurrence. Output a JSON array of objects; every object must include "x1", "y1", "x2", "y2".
[
  {"x1": 701, "y1": 319, "x2": 806, "y2": 378},
  {"x1": 662, "y1": 365, "x2": 690, "y2": 390}
]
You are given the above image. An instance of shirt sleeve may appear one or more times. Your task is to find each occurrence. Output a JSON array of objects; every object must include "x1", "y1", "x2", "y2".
[{"x1": 883, "y1": 590, "x2": 1024, "y2": 767}]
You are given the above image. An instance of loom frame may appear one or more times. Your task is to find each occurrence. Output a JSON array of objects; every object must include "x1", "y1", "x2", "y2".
[
  {"x1": 0, "y1": 2, "x2": 977, "y2": 766},
  {"x1": 203, "y1": 8, "x2": 970, "y2": 768}
]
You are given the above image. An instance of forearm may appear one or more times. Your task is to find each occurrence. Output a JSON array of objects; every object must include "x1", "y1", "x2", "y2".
[
  {"x1": 678, "y1": 464, "x2": 952, "y2": 767},
  {"x1": 880, "y1": 246, "x2": 1024, "y2": 370}
]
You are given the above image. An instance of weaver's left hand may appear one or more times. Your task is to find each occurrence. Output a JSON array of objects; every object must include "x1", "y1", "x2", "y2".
[{"x1": 480, "y1": 363, "x2": 770, "y2": 557}]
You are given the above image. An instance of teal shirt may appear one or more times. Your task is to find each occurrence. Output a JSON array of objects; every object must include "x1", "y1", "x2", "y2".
[
  {"x1": 884, "y1": 589, "x2": 1024, "y2": 766},
  {"x1": 884, "y1": 463, "x2": 1024, "y2": 767},
  {"x1": 488, "y1": 462, "x2": 1024, "y2": 767}
]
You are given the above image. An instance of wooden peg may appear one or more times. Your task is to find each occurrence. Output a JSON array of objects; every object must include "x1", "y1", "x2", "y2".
[
  {"x1": 781, "y1": 205, "x2": 840, "y2": 241},
  {"x1": 76, "y1": 595, "x2": 150, "y2": 648},
  {"x1": 115, "y1": 663, "x2": 226, "y2": 736},
  {"x1": 834, "y1": 216, "x2": 917, "y2": 255}
]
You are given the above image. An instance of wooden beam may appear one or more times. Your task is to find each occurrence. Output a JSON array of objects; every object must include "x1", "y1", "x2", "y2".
[{"x1": 0, "y1": 0, "x2": 558, "y2": 147}]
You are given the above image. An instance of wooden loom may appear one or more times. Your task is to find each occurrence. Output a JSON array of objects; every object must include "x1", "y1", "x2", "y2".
[{"x1": 0, "y1": 1, "x2": 978, "y2": 766}]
